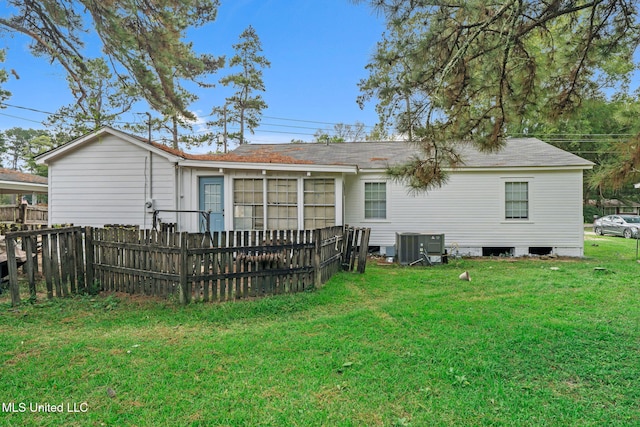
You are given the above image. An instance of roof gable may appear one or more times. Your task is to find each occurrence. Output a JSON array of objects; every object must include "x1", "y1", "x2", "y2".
[{"x1": 36, "y1": 126, "x2": 184, "y2": 165}]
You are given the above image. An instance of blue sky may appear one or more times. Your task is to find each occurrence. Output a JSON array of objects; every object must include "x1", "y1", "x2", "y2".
[{"x1": 0, "y1": 1, "x2": 386, "y2": 146}]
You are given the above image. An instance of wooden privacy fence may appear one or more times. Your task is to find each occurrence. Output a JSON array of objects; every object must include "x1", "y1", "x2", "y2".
[
  {"x1": 5, "y1": 225, "x2": 365, "y2": 306},
  {"x1": 0, "y1": 204, "x2": 48, "y2": 224},
  {"x1": 5, "y1": 226, "x2": 86, "y2": 306},
  {"x1": 343, "y1": 226, "x2": 371, "y2": 273}
]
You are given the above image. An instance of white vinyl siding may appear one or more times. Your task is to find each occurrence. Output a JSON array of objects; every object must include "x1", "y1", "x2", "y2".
[
  {"x1": 47, "y1": 134, "x2": 176, "y2": 228},
  {"x1": 344, "y1": 170, "x2": 586, "y2": 257}
]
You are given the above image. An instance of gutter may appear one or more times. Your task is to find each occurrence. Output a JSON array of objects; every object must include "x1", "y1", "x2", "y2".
[{"x1": 177, "y1": 159, "x2": 359, "y2": 174}]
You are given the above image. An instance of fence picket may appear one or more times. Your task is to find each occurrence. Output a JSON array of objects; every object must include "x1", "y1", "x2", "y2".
[
  {"x1": 235, "y1": 231, "x2": 243, "y2": 299},
  {"x1": 7, "y1": 237, "x2": 19, "y2": 305},
  {"x1": 42, "y1": 234, "x2": 53, "y2": 298},
  {"x1": 23, "y1": 235, "x2": 36, "y2": 299}
]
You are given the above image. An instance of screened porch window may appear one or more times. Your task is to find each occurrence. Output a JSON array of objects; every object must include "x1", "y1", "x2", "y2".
[
  {"x1": 233, "y1": 178, "x2": 264, "y2": 230},
  {"x1": 267, "y1": 178, "x2": 298, "y2": 229},
  {"x1": 304, "y1": 178, "x2": 335, "y2": 229},
  {"x1": 505, "y1": 182, "x2": 528, "y2": 219}
]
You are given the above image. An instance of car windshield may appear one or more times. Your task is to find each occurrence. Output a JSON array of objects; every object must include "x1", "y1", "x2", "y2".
[{"x1": 621, "y1": 216, "x2": 640, "y2": 223}]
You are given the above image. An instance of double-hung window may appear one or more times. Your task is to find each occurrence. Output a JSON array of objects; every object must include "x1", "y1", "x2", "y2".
[
  {"x1": 505, "y1": 182, "x2": 528, "y2": 220},
  {"x1": 364, "y1": 182, "x2": 387, "y2": 219}
]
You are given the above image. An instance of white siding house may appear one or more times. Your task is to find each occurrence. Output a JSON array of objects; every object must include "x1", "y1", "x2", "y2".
[
  {"x1": 344, "y1": 169, "x2": 586, "y2": 257},
  {"x1": 37, "y1": 127, "x2": 593, "y2": 257},
  {"x1": 38, "y1": 128, "x2": 181, "y2": 228}
]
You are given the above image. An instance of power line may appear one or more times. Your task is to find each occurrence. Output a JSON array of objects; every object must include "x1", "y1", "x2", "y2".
[
  {"x1": 255, "y1": 129, "x2": 316, "y2": 136},
  {"x1": 1, "y1": 102, "x2": 58, "y2": 116},
  {"x1": 0, "y1": 102, "x2": 133, "y2": 126},
  {"x1": 263, "y1": 115, "x2": 375, "y2": 128},
  {"x1": 260, "y1": 122, "x2": 326, "y2": 131},
  {"x1": 0, "y1": 101, "x2": 376, "y2": 134},
  {"x1": 7, "y1": 99, "x2": 638, "y2": 146},
  {"x1": 0, "y1": 111, "x2": 43, "y2": 124}
]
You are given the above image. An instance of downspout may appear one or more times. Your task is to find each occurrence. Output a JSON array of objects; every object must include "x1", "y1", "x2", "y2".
[
  {"x1": 143, "y1": 151, "x2": 153, "y2": 230},
  {"x1": 147, "y1": 112, "x2": 154, "y2": 206},
  {"x1": 149, "y1": 151, "x2": 153, "y2": 201},
  {"x1": 175, "y1": 163, "x2": 182, "y2": 231}
]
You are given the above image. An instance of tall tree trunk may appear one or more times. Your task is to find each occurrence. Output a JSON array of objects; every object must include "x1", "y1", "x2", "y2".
[{"x1": 172, "y1": 116, "x2": 179, "y2": 149}]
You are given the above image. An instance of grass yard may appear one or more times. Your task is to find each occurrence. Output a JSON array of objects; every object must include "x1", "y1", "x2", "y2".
[{"x1": 1, "y1": 232, "x2": 640, "y2": 426}]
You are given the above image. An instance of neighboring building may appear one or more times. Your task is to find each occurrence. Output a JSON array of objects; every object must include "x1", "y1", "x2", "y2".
[
  {"x1": 0, "y1": 168, "x2": 48, "y2": 224},
  {"x1": 0, "y1": 168, "x2": 48, "y2": 197},
  {"x1": 587, "y1": 199, "x2": 640, "y2": 216},
  {"x1": 36, "y1": 126, "x2": 594, "y2": 257}
]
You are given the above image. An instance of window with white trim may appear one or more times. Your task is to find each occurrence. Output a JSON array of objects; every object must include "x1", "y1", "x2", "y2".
[
  {"x1": 267, "y1": 178, "x2": 298, "y2": 229},
  {"x1": 505, "y1": 182, "x2": 528, "y2": 219},
  {"x1": 304, "y1": 178, "x2": 335, "y2": 229},
  {"x1": 364, "y1": 182, "x2": 386, "y2": 219},
  {"x1": 233, "y1": 178, "x2": 264, "y2": 230}
]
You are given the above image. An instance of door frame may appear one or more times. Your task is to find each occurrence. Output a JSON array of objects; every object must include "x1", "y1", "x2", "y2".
[{"x1": 198, "y1": 176, "x2": 225, "y2": 233}]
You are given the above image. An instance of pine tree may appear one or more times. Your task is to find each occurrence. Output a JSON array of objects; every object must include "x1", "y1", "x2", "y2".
[
  {"x1": 210, "y1": 26, "x2": 270, "y2": 149},
  {"x1": 356, "y1": 0, "x2": 640, "y2": 190},
  {"x1": 0, "y1": 0, "x2": 222, "y2": 120}
]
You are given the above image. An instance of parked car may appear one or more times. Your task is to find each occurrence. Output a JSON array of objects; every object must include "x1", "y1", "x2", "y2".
[{"x1": 593, "y1": 214, "x2": 640, "y2": 238}]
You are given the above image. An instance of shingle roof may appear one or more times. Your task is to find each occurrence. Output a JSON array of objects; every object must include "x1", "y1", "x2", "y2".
[
  {"x1": 0, "y1": 168, "x2": 47, "y2": 185},
  {"x1": 225, "y1": 138, "x2": 593, "y2": 169},
  {"x1": 39, "y1": 127, "x2": 592, "y2": 170},
  {"x1": 152, "y1": 142, "x2": 314, "y2": 164}
]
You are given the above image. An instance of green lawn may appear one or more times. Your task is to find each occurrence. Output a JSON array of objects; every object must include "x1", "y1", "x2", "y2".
[{"x1": 1, "y1": 233, "x2": 639, "y2": 426}]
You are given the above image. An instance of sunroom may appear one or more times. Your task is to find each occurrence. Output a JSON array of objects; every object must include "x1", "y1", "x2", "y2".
[{"x1": 178, "y1": 160, "x2": 355, "y2": 233}]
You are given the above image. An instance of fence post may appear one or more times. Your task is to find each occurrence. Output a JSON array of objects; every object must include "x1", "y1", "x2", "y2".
[
  {"x1": 6, "y1": 237, "x2": 20, "y2": 306},
  {"x1": 357, "y1": 228, "x2": 371, "y2": 273},
  {"x1": 84, "y1": 227, "x2": 96, "y2": 294},
  {"x1": 342, "y1": 226, "x2": 352, "y2": 271},
  {"x1": 313, "y1": 228, "x2": 322, "y2": 287},
  {"x1": 42, "y1": 234, "x2": 53, "y2": 299},
  {"x1": 179, "y1": 232, "x2": 189, "y2": 304},
  {"x1": 74, "y1": 229, "x2": 85, "y2": 293},
  {"x1": 23, "y1": 235, "x2": 36, "y2": 300}
]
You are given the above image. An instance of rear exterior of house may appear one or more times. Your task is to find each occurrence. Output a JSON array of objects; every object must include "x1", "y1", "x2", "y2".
[
  {"x1": 37, "y1": 127, "x2": 593, "y2": 257},
  {"x1": 343, "y1": 168, "x2": 585, "y2": 257},
  {"x1": 40, "y1": 129, "x2": 180, "y2": 228}
]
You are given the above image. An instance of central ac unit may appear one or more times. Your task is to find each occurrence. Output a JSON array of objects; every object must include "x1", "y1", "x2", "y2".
[{"x1": 396, "y1": 233, "x2": 445, "y2": 265}]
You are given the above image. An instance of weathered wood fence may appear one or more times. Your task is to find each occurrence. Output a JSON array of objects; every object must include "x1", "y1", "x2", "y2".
[
  {"x1": 5, "y1": 226, "x2": 86, "y2": 305},
  {"x1": 0, "y1": 204, "x2": 48, "y2": 224},
  {"x1": 5, "y1": 225, "x2": 368, "y2": 306},
  {"x1": 343, "y1": 226, "x2": 371, "y2": 273}
]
